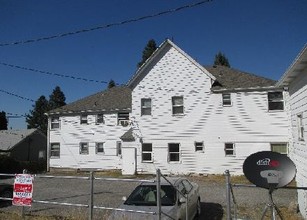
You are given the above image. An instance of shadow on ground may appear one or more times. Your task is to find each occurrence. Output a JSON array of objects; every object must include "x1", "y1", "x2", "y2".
[{"x1": 198, "y1": 202, "x2": 224, "y2": 220}]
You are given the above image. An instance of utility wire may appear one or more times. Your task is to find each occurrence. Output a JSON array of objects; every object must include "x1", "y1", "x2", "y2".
[
  {"x1": 6, "y1": 112, "x2": 27, "y2": 118},
  {"x1": 0, "y1": 62, "x2": 109, "y2": 84},
  {"x1": 0, "y1": 89, "x2": 35, "y2": 102},
  {"x1": 0, "y1": 0, "x2": 212, "y2": 46}
]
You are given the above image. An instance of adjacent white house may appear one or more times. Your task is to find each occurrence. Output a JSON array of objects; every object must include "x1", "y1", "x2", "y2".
[
  {"x1": 277, "y1": 44, "x2": 307, "y2": 219},
  {"x1": 47, "y1": 39, "x2": 290, "y2": 175}
]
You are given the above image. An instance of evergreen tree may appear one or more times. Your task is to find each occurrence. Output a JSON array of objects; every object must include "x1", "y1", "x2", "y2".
[
  {"x1": 214, "y1": 52, "x2": 231, "y2": 67},
  {"x1": 26, "y1": 96, "x2": 49, "y2": 134},
  {"x1": 0, "y1": 111, "x2": 8, "y2": 130},
  {"x1": 108, "y1": 79, "x2": 116, "y2": 89},
  {"x1": 137, "y1": 39, "x2": 157, "y2": 68},
  {"x1": 49, "y1": 86, "x2": 66, "y2": 110}
]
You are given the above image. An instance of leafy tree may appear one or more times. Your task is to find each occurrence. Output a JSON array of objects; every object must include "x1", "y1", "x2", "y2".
[
  {"x1": 49, "y1": 86, "x2": 66, "y2": 110},
  {"x1": 137, "y1": 39, "x2": 157, "y2": 68},
  {"x1": 26, "y1": 95, "x2": 49, "y2": 134},
  {"x1": 0, "y1": 111, "x2": 8, "y2": 130},
  {"x1": 214, "y1": 52, "x2": 231, "y2": 67},
  {"x1": 108, "y1": 79, "x2": 116, "y2": 89}
]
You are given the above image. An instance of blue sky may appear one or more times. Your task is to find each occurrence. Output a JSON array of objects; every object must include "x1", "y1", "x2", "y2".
[{"x1": 0, "y1": 0, "x2": 306, "y2": 129}]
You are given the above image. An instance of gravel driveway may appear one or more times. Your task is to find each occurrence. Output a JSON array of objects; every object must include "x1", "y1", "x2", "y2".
[{"x1": 0, "y1": 173, "x2": 301, "y2": 219}]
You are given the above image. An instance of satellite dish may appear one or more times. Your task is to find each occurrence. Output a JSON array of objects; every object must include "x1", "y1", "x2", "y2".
[{"x1": 243, "y1": 151, "x2": 296, "y2": 189}]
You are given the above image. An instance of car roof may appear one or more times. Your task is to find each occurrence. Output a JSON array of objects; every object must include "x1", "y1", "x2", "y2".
[{"x1": 140, "y1": 177, "x2": 187, "y2": 186}]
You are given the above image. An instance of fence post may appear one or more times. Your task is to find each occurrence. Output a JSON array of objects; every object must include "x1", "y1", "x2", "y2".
[
  {"x1": 225, "y1": 170, "x2": 232, "y2": 220},
  {"x1": 156, "y1": 169, "x2": 161, "y2": 220},
  {"x1": 89, "y1": 171, "x2": 94, "y2": 220},
  {"x1": 186, "y1": 193, "x2": 189, "y2": 220},
  {"x1": 21, "y1": 169, "x2": 27, "y2": 220}
]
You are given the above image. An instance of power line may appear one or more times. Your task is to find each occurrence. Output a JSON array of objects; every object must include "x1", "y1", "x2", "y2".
[
  {"x1": 0, "y1": 62, "x2": 109, "y2": 84},
  {"x1": 0, "y1": 89, "x2": 35, "y2": 102},
  {"x1": 0, "y1": 0, "x2": 212, "y2": 47},
  {"x1": 6, "y1": 112, "x2": 27, "y2": 118}
]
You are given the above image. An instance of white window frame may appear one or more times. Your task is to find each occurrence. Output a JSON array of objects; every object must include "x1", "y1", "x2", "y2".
[
  {"x1": 268, "y1": 91, "x2": 284, "y2": 111},
  {"x1": 80, "y1": 114, "x2": 88, "y2": 124},
  {"x1": 142, "y1": 143, "x2": 153, "y2": 162},
  {"x1": 298, "y1": 114, "x2": 304, "y2": 141},
  {"x1": 271, "y1": 143, "x2": 288, "y2": 155},
  {"x1": 168, "y1": 143, "x2": 180, "y2": 162},
  {"x1": 50, "y1": 143, "x2": 60, "y2": 158},
  {"x1": 222, "y1": 93, "x2": 232, "y2": 106},
  {"x1": 225, "y1": 143, "x2": 235, "y2": 156},
  {"x1": 80, "y1": 142, "x2": 89, "y2": 155},
  {"x1": 172, "y1": 96, "x2": 184, "y2": 115},
  {"x1": 195, "y1": 141, "x2": 204, "y2": 152},
  {"x1": 96, "y1": 142, "x2": 105, "y2": 154},
  {"x1": 141, "y1": 98, "x2": 152, "y2": 116},
  {"x1": 96, "y1": 114, "x2": 104, "y2": 124},
  {"x1": 51, "y1": 116, "x2": 60, "y2": 129}
]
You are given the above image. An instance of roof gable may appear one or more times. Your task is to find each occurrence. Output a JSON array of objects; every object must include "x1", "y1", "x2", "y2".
[
  {"x1": 206, "y1": 65, "x2": 276, "y2": 91},
  {"x1": 48, "y1": 86, "x2": 131, "y2": 115},
  {"x1": 127, "y1": 39, "x2": 216, "y2": 89},
  {"x1": 277, "y1": 44, "x2": 307, "y2": 87}
]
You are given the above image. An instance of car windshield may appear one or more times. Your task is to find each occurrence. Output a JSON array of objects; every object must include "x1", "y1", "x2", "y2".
[{"x1": 124, "y1": 185, "x2": 176, "y2": 206}]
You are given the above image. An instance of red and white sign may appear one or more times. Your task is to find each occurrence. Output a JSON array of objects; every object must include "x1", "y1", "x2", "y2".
[{"x1": 13, "y1": 174, "x2": 34, "y2": 206}]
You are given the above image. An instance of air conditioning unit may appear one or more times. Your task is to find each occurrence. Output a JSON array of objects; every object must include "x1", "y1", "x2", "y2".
[{"x1": 119, "y1": 120, "x2": 129, "y2": 127}]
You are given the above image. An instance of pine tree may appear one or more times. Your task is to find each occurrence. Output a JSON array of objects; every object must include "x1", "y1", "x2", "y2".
[
  {"x1": 214, "y1": 52, "x2": 231, "y2": 67},
  {"x1": 26, "y1": 96, "x2": 49, "y2": 134},
  {"x1": 49, "y1": 86, "x2": 66, "y2": 110},
  {"x1": 137, "y1": 39, "x2": 157, "y2": 68},
  {"x1": 108, "y1": 80, "x2": 116, "y2": 89},
  {"x1": 0, "y1": 111, "x2": 8, "y2": 130}
]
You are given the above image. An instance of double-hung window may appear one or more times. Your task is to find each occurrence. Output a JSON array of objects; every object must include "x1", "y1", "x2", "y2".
[
  {"x1": 195, "y1": 142, "x2": 204, "y2": 152},
  {"x1": 298, "y1": 114, "x2": 304, "y2": 141},
  {"x1": 222, "y1": 93, "x2": 231, "y2": 106},
  {"x1": 172, "y1": 96, "x2": 184, "y2": 115},
  {"x1": 141, "y1": 98, "x2": 152, "y2": 116},
  {"x1": 80, "y1": 114, "x2": 88, "y2": 124},
  {"x1": 142, "y1": 143, "x2": 153, "y2": 162},
  {"x1": 96, "y1": 114, "x2": 104, "y2": 124},
  {"x1": 271, "y1": 143, "x2": 288, "y2": 155},
  {"x1": 225, "y1": 143, "x2": 235, "y2": 156},
  {"x1": 168, "y1": 143, "x2": 180, "y2": 162},
  {"x1": 96, "y1": 142, "x2": 104, "y2": 154},
  {"x1": 50, "y1": 143, "x2": 60, "y2": 158},
  {"x1": 268, "y1": 92, "x2": 284, "y2": 111},
  {"x1": 118, "y1": 112, "x2": 129, "y2": 126},
  {"x1": 80, "y1": 142, "x2": 89, "y2": 154},
  {"x1": 51, "y1": 116, "x2": 60, "y2": 129}
]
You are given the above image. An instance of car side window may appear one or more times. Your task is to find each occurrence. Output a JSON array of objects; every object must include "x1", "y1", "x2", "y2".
[
  {"x1": 178, "y1": 182, "x2": 187, "y2": 195},
  {"x1": 182, "y1": 179, "x2": 193, "y2": 193}
]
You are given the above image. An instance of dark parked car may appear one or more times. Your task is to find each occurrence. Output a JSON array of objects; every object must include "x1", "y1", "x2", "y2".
[{"x1": 0, "y1": 183, "x2": 13, "y2": 206}]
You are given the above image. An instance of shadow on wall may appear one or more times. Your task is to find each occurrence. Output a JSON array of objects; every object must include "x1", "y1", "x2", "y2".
[{"x1": 200, "y1": 202, "x2": 224, "y2": 220}]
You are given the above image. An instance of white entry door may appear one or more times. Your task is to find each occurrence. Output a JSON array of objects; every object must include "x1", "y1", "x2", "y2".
[{"x1": 122, "y1": 148, "x2": 136, "y2": 175}]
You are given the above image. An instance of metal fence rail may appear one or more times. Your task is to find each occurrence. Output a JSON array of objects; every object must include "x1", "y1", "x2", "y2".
[{"x1": 0, "y1": 169, "x2": 168, "y2": 220}]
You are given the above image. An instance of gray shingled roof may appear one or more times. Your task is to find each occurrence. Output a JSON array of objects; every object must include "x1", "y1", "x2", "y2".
[
  {"x1": 48, "y1": 86, "x2": 132, "y2": 115},
  {"x1": 206, "y1": 65, "x2": 276, "y2": 91},
  {"x1": 0, "y1": 129, "x2": 37, "y2": 151},
  {"x1": 120, "y1": 128, "x2": 135, "y2": 142}
]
